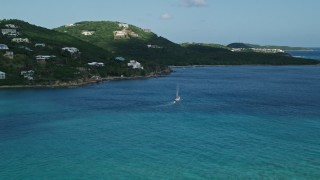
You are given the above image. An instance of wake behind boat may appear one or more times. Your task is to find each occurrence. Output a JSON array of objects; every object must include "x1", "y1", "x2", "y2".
[{"x1": 174, "y1": 85, "x2": 181, "y2": 103}]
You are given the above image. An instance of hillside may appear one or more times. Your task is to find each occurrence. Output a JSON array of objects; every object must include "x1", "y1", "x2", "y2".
[
  {"x1": 0, "y1": 19, "x2": 319, "y2": 87},
  {"x1": 55, "y1": 21, "x2": 318, "y2": 66},
  {"x1": 0, "y1": 19, "x2": 160, "y2": 86}
]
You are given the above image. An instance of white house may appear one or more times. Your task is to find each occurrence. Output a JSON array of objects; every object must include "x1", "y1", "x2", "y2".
[
  {"x1": 128, "y1": 60, "x2": 143, "y2": 69},
  {"x1": 0, "y1": 44, "x2": 9, "y2": 50},
  {"x1": 35, "y1": 43, "x2": 46, "y2": 47},
  {"x1": 113, "y1": 31, "x2": 127, "y2": 39},
  {"x1": 118, "y1": 23, "x2": 129, "y2": 29},
  {"x1": 147, "y1": 44, "x2": 162, "y2": 49},
  {"x1": 1, "y1": 29, "x2": 16, "y2": 35},
  {"x1": 115, "y1": 57, "x2": 125, "y2": 61},
  {"x1": 65, "y1": 23, "x2": 75, "y2": 27},
  {"x1": 143, "y1": 29, "x2": 151, "y2": 33},
  {"x1": 129, "y1": 31, "x2": 139, "y2": 38},
  {"x1": 36, "y1": 55, "x2": 56, "y2": 61},
  {"x1": 81, "y1": 30, "x2": 95, "y2": 36},
  {"x1": 88, "y1": 62, "x2": 105, "y2": 67},
  {"x1": 3, "y1": 51, "x2": 14, "y2": 59},
  {"x1": 12, "y1": 38, "x2": 29, "y2": 43},
  {"x1": 5, "y1": 24, "x2": 17, "y2": 28},
  {"x1": 62, "y1": 47, "x2": 79, "y2": 54},
  {"x1": 0, "y1": 71, "x2": 5, "y2": 79},
  {"x1": 21, "y1": 70, "x2": 34, "y2": 80}
]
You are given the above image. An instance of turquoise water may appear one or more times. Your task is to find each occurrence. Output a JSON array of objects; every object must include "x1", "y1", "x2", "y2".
[{"x1": 1, "y1": 66, "x2": 320, "y2": 179}]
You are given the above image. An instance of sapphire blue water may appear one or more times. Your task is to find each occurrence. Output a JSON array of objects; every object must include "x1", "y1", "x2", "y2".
[
  {"x1": 1, "y1": 65, "x2": 320, "y2": 179},
  {"x1": 286, "y1": 48, "x2": 320, "y2": 60}
]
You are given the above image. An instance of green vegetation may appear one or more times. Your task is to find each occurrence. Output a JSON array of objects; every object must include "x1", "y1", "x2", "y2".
[
  {"x1": 55, "y1": 22, "x2": 318, "y2": 66},
  {"x1": 0, "y1": 19, "x2": 318, "y2": 86},
  {"x1": 0, "y1": 19, "x2": 161, "y2": 86}
]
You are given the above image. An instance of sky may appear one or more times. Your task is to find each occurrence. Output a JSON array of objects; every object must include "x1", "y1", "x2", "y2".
[{"x1": 1, "y1": 0, "x2": 319, "y2": 47}]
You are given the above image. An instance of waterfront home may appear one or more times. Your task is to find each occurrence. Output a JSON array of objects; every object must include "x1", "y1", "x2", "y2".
[
  {"x1": 88, "y1": 62, "x2": 105, "y2": 67},
  {"x1": 81, "y1": 30, "x2": 95, "y2": 36},
  {"x1": 0, "y1": 71, "x2": 5, "y2": 79},
  {"x1": 113, "y1": 31, "x2": 128, "y2": 39},
  {"x1": 128, "y1": 60, "x2": 143, "y2": 69},
  {"x1": 12, "y1": 38, "x2": 29, "y2": 43},
  {"x1": 118, "y1": 23, "x2": 129, "y2": 29},
  {"x1": 0, "y1": 44, "x2": 9, "y2": 50},
  {"x1": 35, "y1": 43, "x2": 46, "y2": 47},
  {"x1": 1, "y1": 29, "x2": 16, "y2": 35},
  {"x1": 3, "y1": 51, "x2": 14, "y2": 59},
  {"x1": 115, "y1": 57, "x2": 125, "y2": 61},
  {"x1": 62, "y1": 47, "x2": 79, "y2": 54}
]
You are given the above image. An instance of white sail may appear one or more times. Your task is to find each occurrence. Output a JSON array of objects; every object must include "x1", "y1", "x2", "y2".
[{"x1": 174, "y1": 84, "x2": 180, "y2": 103}]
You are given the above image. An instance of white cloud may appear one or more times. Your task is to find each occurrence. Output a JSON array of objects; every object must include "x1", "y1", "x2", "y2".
[
  {"x1": 180, "y1": 0, "x2": 208, "y2": 7},
  {"x1": 160, "y1": 13, "x2": 172, "y2": 20}
]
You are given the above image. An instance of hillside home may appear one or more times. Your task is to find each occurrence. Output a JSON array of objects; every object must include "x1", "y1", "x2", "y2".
[
  {"x1": 5, "y1": 24, "x2": 17, "y2": 28},
  {"x1": 36, "y1": 55, "x2": 56, "y2": 61},
  {"x1": 18, "y1": 45, "x2": 33, "y2": 52},
  {"x1": 3, "y1": 51, "x2": 14, "y2": 59},
  {"x1": 143, "y1": 29, "x2": 151, "y2": 33},
  {"x1": 147, "y1": 44, "x2": 162, "y2": 49},
  {"x1": 65, "y1": 24, "x2": 75, "y2": 27},
  {"x1": 88, "y1": 62, "x2": 105, "y2": 67},
  {"x1": 0, "y1": 44, "x2": 9, "y2": 50},
  {"x1": 1, "y1": 29, "x2": 16, "y2": 35},
  {"x1": 0, "y1": 71, "x2": 5, "y2": 79},
  {"x1": 115, "y1": 57, "x2": 125, "y2": 61},
  {"x1": 81, "y1": 30, "x2": 95, "y2": 36},
  {"x1": 129, "y1": 31, "x2": 139, "y2": 38},
  {"x1": 12, "y1": 38, "x2": 29, "y2": 43},
  {"x1": 62, "y1": 47, "x2": 79, "y2": 54},
  {"x1": 21, "y1": 70, "x2": 34, "y2": 80},
  {"x1": 113, "y1": 31, "x2": 128, "y2": 39},
  {"x1": 128, "y1": 60, "x2": 143, "y2": 69},
  {"x1": 35, "y1": 43, "x2": 46, "y2": 47},
  {"x1": 118, "y1": 23, "x2": 129, "y2": 29}
]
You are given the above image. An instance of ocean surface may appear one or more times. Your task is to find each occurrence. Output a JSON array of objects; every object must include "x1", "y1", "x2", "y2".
[
  {"x1": 286, "y1": 48, "x2": 320, "y2": 60},
  {"x1": 1, "y1": 59, "x2": 320, "y2": 179}
]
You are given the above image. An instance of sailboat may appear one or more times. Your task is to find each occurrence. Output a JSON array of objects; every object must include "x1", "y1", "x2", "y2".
[{"x1": 174, "y1": 85, "x2": 181, "y2": 103}]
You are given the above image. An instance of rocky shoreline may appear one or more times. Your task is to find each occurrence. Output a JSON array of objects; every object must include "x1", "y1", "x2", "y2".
[{"x1": 0, "y1": 74, "x2": 169, "y2": 89}]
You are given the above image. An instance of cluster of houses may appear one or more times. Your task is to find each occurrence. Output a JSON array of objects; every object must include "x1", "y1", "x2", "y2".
[
  {"x1": 0, "y1": 22, "x2": 148, "y2": 82},
  {"x1": 231, "y1": 48, "x2": 285, "y2": 53},
  {"x1": 113, "y1": 23, "x2": 139, "y2": 39},
  {"x1": 127, "y1": 60, "x2": 144, "y2": 69},
  {"x1": 20, "y1": 70, "x2": 34, "y2": 80},
  {"x1": 1, "y1": 24, "x2": 19, "y2": 37},
  {"x1": 36, "y1": 47, "x2": 79, "y2": 61}
]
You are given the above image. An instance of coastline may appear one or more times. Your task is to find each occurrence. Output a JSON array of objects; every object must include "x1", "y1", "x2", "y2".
[
  {"x1": 0, "y1": 74, "x2": 167, "y2": 89},
  {"x1": 169, "y1": 64, "x2": 320, "y2": 68}
]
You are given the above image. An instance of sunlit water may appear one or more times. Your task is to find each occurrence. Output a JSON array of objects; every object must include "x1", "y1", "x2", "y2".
[{"x1": 1, "y1": 65, "x2": 320, "y2": 179}]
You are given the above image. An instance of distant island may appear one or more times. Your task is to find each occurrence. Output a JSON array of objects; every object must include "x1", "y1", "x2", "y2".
[
  {"x1": 227, "y1": 42, "x2": 311, "y2": 51},
  {"x1": 0, "y1": 19, "x2": 318, "y2": 87}
]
